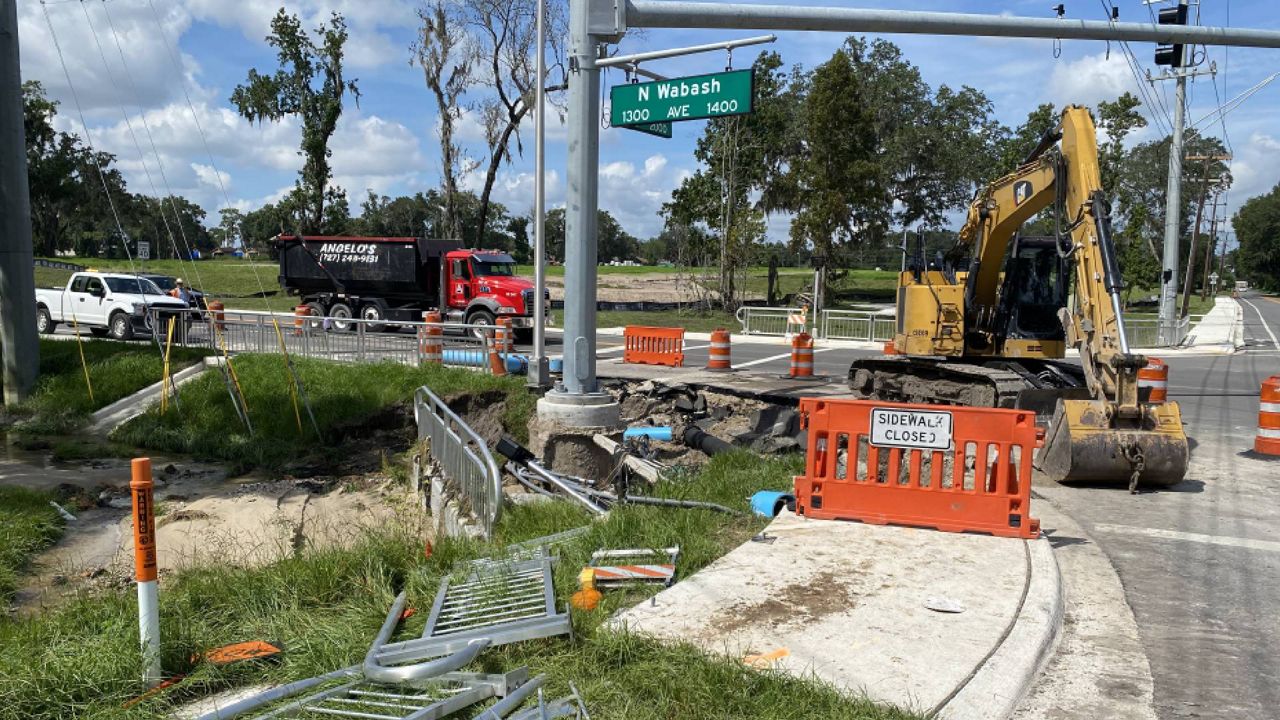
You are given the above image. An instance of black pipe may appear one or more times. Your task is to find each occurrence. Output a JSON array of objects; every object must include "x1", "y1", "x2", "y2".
[{"x1": 682, "y1": 426, "x2": 735, "y2": 456}]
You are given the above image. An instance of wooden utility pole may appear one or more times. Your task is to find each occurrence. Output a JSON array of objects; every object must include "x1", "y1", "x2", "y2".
[
  {"x1": 0, "y1": 0, "x2": 39, "y2": 403},
  {"x1": 1179, "y1": 155, "x2": 1231, "y2": 318},
  {"x1": 1201, "y1": 196, "x2": 1226, "y2": 300}
]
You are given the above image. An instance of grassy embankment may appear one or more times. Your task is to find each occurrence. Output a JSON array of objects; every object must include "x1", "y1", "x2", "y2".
[
  {"x1": 0, "y1": 451, "x2": 916, "y2": 720},
  {"x1": 8, "y1": 339, "x2": 211, "y2": 438},
  {"x1": 0, "y1": 488, "x2": 64, "y2": 606},
  {"x1": 112, "y1": 354, "x2": 536, "y2": 472}
]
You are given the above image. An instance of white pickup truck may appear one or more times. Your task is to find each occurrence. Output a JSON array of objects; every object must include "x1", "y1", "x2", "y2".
[{"x1": 35, "y1": 271, "x2": 189, "y2": 340}]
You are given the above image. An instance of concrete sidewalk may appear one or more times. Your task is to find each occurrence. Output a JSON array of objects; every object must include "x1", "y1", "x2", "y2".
[
  {"x1": 1180, "y1": 296, "x2": 1245, "y2": 352},
  {"x1": 610, "y1": 511, "x2": 1061, "y2": 719}
]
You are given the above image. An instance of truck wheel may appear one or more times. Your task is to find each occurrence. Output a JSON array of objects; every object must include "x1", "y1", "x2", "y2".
[
  {"x1": 329, "y1": 303, "x2": 354, "y2": 332},
  {"x1": 36, "y1": 306, "x2": 57, "y2": 335},
  {"x1": 305, "y1": 302, "x2": 326, "y2": 331},
  {"x1": 467, "y1": 309, "x2": 495, "y2": 340},
  {"x1": 359, "y1": 303, "x2": 387, "y2": 333},
  {"x1": 109, "y1": 312, "x2": 133, "y2": 341}
]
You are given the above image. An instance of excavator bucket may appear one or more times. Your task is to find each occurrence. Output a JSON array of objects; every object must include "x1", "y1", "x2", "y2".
[{"x1": 1036, "y1": 398, "x2": 1189, "y2": 487}]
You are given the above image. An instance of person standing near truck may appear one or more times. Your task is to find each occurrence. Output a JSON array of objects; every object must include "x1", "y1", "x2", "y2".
[{"x1": 170, "y1": 278, "x2": 195, "y2": 305}]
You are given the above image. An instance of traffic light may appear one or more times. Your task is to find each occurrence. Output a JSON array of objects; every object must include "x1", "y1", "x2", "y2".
[{"x1": 1154, "y1": 4, "x2": 1189, "y2": 67}]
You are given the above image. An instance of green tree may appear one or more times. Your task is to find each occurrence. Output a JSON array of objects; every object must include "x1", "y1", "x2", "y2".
[
  {"x1": 1233, "y1": 183, "x2": 1280, "y2": 291},
  {"x1": 414, "y1": 2, "x2": 474, "y2": 241},
  {"x1": 241, "y1": 202, "x2": 291, "y2": 251},
  {"x1": 231, "y1": 9, "x2": 359, "y2": 234}
]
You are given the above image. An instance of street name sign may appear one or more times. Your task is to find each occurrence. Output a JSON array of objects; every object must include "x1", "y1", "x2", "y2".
[
  {"x1": 624, "y1": 120, "x2": 673, "y2": 138},
  {"x1": 610, "y1": 69, "x2": 753, "y2": 127},
  {"x1": 869, "y1": 407, "x2": 953, "y2": 451}
]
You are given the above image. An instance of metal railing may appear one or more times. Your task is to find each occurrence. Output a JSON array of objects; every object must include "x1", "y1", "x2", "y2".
[
  {"x1": 735, "y1": 306, "x2": 807, "y2": 336},
  {"x1": 414, "y1": 385, "x2": 503, "y2": 539},
  {"x1": 1122, "y1": 314, "x2": 1196, "y2": 349},
  {"x1": 147, "y1": 307, "x2": 502, "y2": 371},
  {"x1": 820, "y1": 309, "x2": 896, "y2": 342}
]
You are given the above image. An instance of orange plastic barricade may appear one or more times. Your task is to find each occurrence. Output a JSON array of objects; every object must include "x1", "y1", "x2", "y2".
[
  {"x1": 1257, "y1": 376, "x2": 1280, "y2": 456},
  {"x1": 706, "y1": 328, "x2": 732, "y2": 371},
  {"x1": 419, "y1": 311, "x2": 443, "y2": 365},
  {"x1": 1138, "y1": 358, "x2": 1168, "y2": 404},
  {"x1": 793, "y1": 398, "x2": 1040, "y2": 539},
  {"x1": 623, "y1": 326, "x2": 685, "y2": 367}
]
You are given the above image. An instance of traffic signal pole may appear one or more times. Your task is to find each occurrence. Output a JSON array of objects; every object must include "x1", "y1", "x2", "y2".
[{"x1": 0, "y1": 0, "x2": 39, "y2": 404}]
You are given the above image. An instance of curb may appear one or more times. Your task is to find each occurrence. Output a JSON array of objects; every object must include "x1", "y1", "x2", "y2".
[
  {"x1": 937, "y1": 536, "x2": 1064, "y2": 720},
  {"x1": 88, "y1": 357, "x2": 220, "y2": 437}
]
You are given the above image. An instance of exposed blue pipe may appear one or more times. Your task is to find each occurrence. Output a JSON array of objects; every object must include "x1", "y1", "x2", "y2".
[
  {"x1": 750, "y1": 491, "x2": 795, "y2": 518},
  {"x1": 624, "y1": 426, "x2": 674, "y2": 441}
]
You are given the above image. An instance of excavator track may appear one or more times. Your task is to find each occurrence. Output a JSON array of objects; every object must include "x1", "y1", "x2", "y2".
[{"x1": 846, "y1": 357, "x2": 1084, "y2": 418}]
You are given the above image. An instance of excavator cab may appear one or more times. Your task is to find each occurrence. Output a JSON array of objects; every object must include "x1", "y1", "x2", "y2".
[{"x1": 994, "y1": 236, "x2": 1068, "y2": 349}]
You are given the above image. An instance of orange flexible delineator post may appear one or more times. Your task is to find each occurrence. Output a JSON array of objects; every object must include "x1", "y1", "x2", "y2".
[
  {"x1": 131, "y1": 457, "x2": 162, "y2": 686},
  {"x1": 420, "y1": 311, "x2": 443, "y2": 365},
  {"x1": 788, "y1": 332, "x2": 815, "y2": 378},
  {"x1": 1138, "y1": 358, "x2": 1168, "y2": 404},
  {"x1": 793, "y1": 398, "x2": 1041, "y2": 539},
  {"x1": 487, "y1": 331, "x2": 507, "y2": 376},
  {"x1": 706, "y1": 328, "x2": 732, "y2": 371},
  {"x1": 623, "y1": 326, "x2": 685, "y2": 367},
  {"x1": 1256, "y1": 376, "x2": 1280, "y2": 456}
]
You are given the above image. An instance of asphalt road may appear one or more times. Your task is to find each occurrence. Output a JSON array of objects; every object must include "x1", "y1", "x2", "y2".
[{"x1": 1034, "y1": 292, "x2": 1280, "y2": 720}]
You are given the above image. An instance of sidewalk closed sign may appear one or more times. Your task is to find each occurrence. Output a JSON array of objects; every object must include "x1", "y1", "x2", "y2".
[{"x1": 870, "y1": 408, "x2": 953, "y2": 450}]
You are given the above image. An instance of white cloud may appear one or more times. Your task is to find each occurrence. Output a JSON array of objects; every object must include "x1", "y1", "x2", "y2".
[
  {"x1": 192, "y1": 163, "x2": 231, "y2": 190},
  {"x1": 597, "y1": 152, "x2": 692, "y2": 237},
  {"x1": 1047, "y1": 51, "x2": 1140, "y2": 110}
]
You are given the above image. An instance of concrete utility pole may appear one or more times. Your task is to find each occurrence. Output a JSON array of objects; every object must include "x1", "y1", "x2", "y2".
[
  {"x1": 1158, "y1": 66, "x2": 1187, "y2": 345},
  {"x1": 0, "y1": 0, "x2": 39, "y2": 404}
]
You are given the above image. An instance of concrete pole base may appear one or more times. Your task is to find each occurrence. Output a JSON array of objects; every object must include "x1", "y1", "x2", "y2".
[{"x1": 536, "y1": 390, "x2": 621, "y2": 429}]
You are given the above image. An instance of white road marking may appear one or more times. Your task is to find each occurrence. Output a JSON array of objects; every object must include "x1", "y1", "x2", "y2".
[
  {"x1": 1093, "y1": 523, "x2": 1280, "y2": 554},
  {"x1": 734, "y1": 346, "x2": 838, "y2": 369},
  {"x1": 1238, "y1": 297, "x2": 1280, "y2": 348}
]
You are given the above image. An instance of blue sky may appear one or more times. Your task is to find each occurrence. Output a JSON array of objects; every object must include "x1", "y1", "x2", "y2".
[{"x1": 19, "y1": 0, "x2": 1280, "y2": 245}]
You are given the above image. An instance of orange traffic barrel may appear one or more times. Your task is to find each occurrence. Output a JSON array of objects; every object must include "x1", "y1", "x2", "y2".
[
  {"x1": 789, "y1": 332, "x2": 814, "y2": 378},
  {"x1": 1138, "y1": 357, "x2": 1168, "y2": 404},
  {"x1": 883, "y1": 339, "x2": 896, "y2": 355},
  {"x1": 1257, "y1": 376, "x2": 1280, "y2": 456},
  {"x1": 706, "y1": 328, "x2": 732, "y2": 371},
  {"x1": 497, "y1": 316, "x2": 514, "y2": 353},
  {"x1": 487, "y1": 330, "x2": 507, "y2": 376},
  {"x1": 420, "y1": 311, "x2": 443, "y2": 365},
  {"x1": 294, "y1": 305, "x2": 311, "y2": 336},
  {"x1": 207, "y1": 300, "x2": 226, "y2": 331}
]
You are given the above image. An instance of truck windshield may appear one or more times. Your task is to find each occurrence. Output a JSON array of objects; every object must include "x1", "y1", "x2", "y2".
[
  {"x1": 472, "y1": 259, "x2": 515, "y2": 277},
  {"x1": 105, "y1": 277, "x2": 165, "y2": 295}
]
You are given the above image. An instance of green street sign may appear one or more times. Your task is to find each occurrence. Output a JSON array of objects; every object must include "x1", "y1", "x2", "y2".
[
  {"x1": 610, "y1": 69, "x2": 753, "y2": 127},
  {"x1": 623, "y1": 121, "x2": 673, "y2": 138}
]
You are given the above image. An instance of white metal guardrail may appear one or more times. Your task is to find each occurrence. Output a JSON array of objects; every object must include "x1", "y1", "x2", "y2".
[
  {"x1": 820, "y1": 309, "x2": 896, "y2": 342},
  {"x1": 414, "y1": 385, "x2": 503, "y2": 539},
  {"x1": 147, "y1": 308, "x2": 501, "y2": 370},
  {"x1": 735, "y1": 306, "x2": 807, "y2": 336}
]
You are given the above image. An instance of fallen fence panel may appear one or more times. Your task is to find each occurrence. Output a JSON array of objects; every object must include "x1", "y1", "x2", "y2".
[{"x1": 415, "y1": 386, "x2": 503, "y2": 538}]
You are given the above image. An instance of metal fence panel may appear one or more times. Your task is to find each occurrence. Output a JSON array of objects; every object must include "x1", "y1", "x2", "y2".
[
  {"x1": 735, "y1": 306, "x2": 806, "y2": 336},
  {"x1": 414, "y1": 386, "x2": 503, "y2": 539}
]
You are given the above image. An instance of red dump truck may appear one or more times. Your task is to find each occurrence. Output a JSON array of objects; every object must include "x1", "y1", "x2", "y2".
[{"x1": 275, "y1": 235, "x2": 543, "y2": 340}]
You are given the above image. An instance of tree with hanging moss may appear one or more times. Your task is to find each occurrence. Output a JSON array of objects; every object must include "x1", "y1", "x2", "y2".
[{"x1": 231, "y1": 9, "x2": 359, "y2": 235}]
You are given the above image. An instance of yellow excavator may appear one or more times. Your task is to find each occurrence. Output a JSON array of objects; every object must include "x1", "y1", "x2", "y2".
[{"x1": 847, "y1": 106, "x2": 1188, "y2": 490}]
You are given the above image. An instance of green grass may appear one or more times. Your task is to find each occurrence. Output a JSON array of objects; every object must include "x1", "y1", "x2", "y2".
[
  {"x1": 10, "y1": 339, "x2": 211, "y2": 435},
  {"x1": 111, "y1": 354, "x2": 537, "y2": 472},
  {"x1": 0, "y1": 453, "x2": 913, "y2": 719},
  {"x1": 0, "y1": 487, "x2": 65, "y2": 606}
]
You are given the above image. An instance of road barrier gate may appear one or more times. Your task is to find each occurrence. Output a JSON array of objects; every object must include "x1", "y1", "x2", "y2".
[
  {"x1": 623, "y1": 326, "x2": 685, "y2": 367},
  {"x1": 793, "y1": 398, "x2": 1040, "y2": 539}
]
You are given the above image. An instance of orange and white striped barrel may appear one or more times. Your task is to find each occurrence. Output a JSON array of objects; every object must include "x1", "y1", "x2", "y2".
[
  {"x1": 207, "y1": 300, "x2": 226, "y2": 331},
  {"x1": 294, "y1": 305, "x2": 310, "y2": 336},
  {"x1": 420, "y1": 311, "x2": 443, "y2": 365},
  {"x1": 706, "y1": 328, "x2": 732, "y2": 371},
  {"x1": 883, "y1": 339, "x2": 897, "y2": 356},
  {"x1": 1138, "y1": 357, "x2": 1168, "y2": 404},
  {"x1": 497, "y1": 316, "x2": 514, "y2": 353},
  {"x1": 790, "y1": 332, "x2": 814, "y2": 378},
  {"x1": 1256, "y1": 376, "x2": 1280, "y2": 456},
  {"x1": 486, "y1": 330, "x2": 507, "y2": 376}
]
